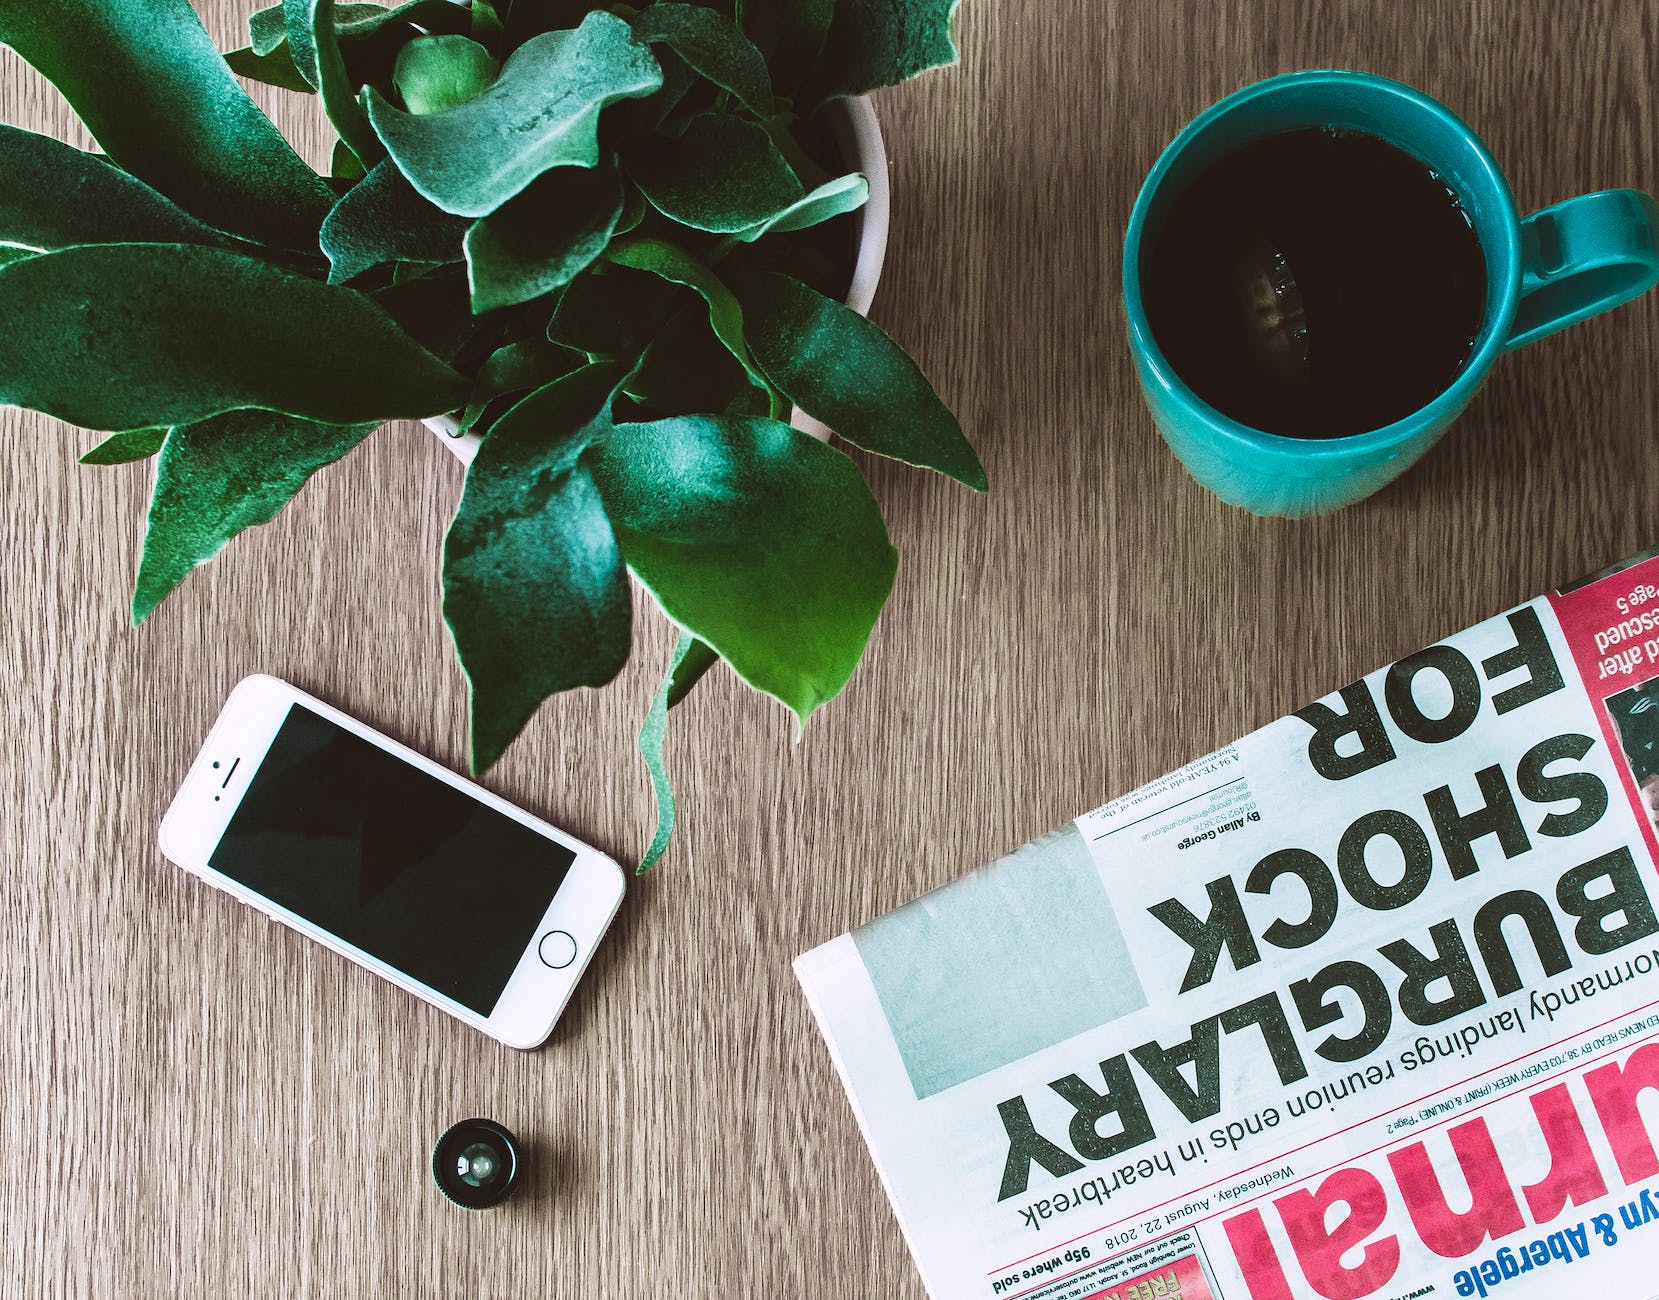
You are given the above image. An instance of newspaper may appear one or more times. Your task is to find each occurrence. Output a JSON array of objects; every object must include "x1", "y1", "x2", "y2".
[{"x1": 796, "y1": 548, "x2": 1659, "y2": 1300}]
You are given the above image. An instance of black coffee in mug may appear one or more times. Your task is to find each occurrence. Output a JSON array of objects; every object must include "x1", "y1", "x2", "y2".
[{"x1": 1141, "y1": 127, "x2": 1487, "y2": 439}]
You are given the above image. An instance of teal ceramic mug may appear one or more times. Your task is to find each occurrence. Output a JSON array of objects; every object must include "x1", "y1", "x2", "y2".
[{"x1": 1123, "y1": 70, "x2": 1659, "y2": 517}]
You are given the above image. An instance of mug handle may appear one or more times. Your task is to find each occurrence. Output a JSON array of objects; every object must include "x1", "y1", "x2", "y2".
[{"x1": 1504, "y1": 188, "x2": 1659, "y2": 350}]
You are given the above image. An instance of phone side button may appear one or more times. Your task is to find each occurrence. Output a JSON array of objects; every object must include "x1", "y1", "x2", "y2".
[{"x1": 537, "y1": 930, "x2": 577, "y2": 970}]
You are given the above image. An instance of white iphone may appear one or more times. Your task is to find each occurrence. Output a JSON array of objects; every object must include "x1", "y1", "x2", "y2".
[{"x1": 158, "y1": 674, "x2": 625, "y2": 1049}]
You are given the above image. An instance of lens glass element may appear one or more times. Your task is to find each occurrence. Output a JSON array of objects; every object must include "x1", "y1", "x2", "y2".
[{"x1": 457, "y1": 1143, "x2": 501, "y2": 1187}]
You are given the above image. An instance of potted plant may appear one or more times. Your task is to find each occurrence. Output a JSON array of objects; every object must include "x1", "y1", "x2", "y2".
[{"x1": 0, "y1": 0, "x2": 982, "y2": 869}]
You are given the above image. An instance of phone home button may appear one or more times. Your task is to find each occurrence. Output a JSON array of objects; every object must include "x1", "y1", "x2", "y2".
[{"x1": 537, "y1": 930, "x2": 577, "y2": 970}]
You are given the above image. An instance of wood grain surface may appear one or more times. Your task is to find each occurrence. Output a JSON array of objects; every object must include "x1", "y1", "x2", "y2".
[{"x1": 3, "y1": 3, "x2": 1657, "y2": 1297}]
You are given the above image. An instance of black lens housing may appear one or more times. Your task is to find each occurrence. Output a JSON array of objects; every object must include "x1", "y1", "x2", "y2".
[{"x1": 431, "y1": 1118, "x2": 523, "y2": 1210}]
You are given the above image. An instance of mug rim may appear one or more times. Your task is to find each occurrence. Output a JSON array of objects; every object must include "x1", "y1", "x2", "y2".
[{"x1": 1122, "y1": 69, "x2": 1523, "y2": 462}]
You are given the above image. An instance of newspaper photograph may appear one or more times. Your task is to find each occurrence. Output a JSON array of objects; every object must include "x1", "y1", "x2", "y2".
[{"x1": 796, "y1": 548, "x2": 1659, "y2": 1300}]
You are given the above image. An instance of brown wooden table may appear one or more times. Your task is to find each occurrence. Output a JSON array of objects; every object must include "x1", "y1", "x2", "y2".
[{"x1": 4, "y1": 2, "x2": 1657, "y2": 1296}]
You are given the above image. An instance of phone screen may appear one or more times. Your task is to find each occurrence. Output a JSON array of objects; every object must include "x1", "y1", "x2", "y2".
[{"x1": 208, "y1": 703, "x2": 574, "y2": 1015}]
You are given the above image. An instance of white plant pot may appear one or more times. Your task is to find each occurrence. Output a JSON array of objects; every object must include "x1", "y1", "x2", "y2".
[{"x1": 423, "y1": 95, "x2": 890, "y2": 463}]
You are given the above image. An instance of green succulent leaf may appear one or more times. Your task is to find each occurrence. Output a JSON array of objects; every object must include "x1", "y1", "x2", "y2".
[
  {"x1": 615, "y1": 181, "x2": 649, "y2": 236},
  {"x1": 369, "y1": 266, "x2": 478, "y2": 360},
  {"x1": 502, "y1": 0, "x2": 600, "y2": 43},
  {"x1": 443, "y1": 363, "x2": 633, "y2": 772},
  {"x1": 464, "y1": 166, "x2": 623, "y2": 313},
  {"x1": 607, "y1": 47, "x2": 700, "y2": 144},
  {"x1": 740, "y1": 0, "x2": 834, "y2": 86},
  {"x1": 758, "y1": 114, "x2": 834, "y2": 190},
  {"x1": 254, "y1": 1, "x2": 470, "y2": 59},
  {"x1": 630, "y1": 4, "x2": 773, "y2": 116},
  {"x1": 593, "y1": 415, "x2": 897, "y2": 725},
  {"x1": 815, "y1": 0, "x2": 961, "y2": 99},
  {"x1": 603, "y1": 237, "x2": 772, "y2": 401},
  {"x1": 628, "y1": 307, "x2": 761, "y2": 417},
  {"x1": 459, "y1": 337, "x2": 583, "y2": 432},
  {"x1": 320, "y1": 158, "x2": 467, "y2": 283},
  {"x1": 636, "y1": 629, "x2": 718, "y2": 873},
  {"x1": 225, "y1": 43, "x2": 316, "y2": 93},
  {"x1": 250, "y1": 1, "x2": 384, "y2": 56},
  {"x1": 134, "y1": 411, "x2": 377, "y2": 623},
  {"x1": 471, "y1": 0, "x2": 505, "y2": 43},
  {"x1": 728, "y1": 172, "x2": 868, "y2": 243},
  {"x1": 79, "y1": 428, "x2": 168, "y2": 466},
  {"x1": 254, "y1": 0, "x2": 472, "y2": 91},
  {"x1": 365, "y1": 12, "x2": 662, "y2": 218},
  {"x1": 0, "y1": 245, "x2": 467, "y2": 430},
  {"x1": 393, "y1": 34, "x2": 500, "y2": 114},
  {"x1": 0, "y1": 0, "x2": 333, "y2": 250},
  {"x1": 0, "y1": 125, "x2": 233, "y2": 254},
  {"x1": 664, "y1": 634, "x2": 718, "y2": 708},
  {"x1": 330, "y1": 141, "x2": 367, "y2": 182},
  {"x1": 734, "y1": 271, "x2": 985, "y2": 489},
  {"x1": 719, "y1": 232, "x2": 841, "y2": 298},
  {"x1": 627, "y1": 112, "x2": 804, "y2": 233},
  {"x1": 250, "y1": 3, "x2": 296, "y2": 56},
  {"x1": 548, "y1": 264, "x2": 682, "y2": 356},
  {"x1": 284, "y1": 0, "x2": 386, "y2": 167}
]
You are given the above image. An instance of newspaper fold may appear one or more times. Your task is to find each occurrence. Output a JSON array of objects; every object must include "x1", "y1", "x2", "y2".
[{"x1": 797, "y1": 548, "x2": 1659, "y2": 1300}]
